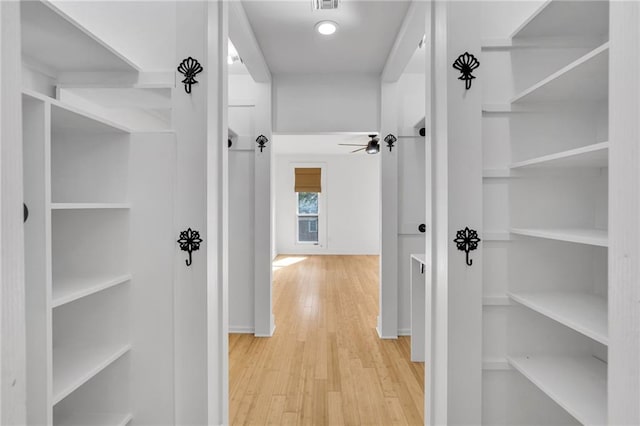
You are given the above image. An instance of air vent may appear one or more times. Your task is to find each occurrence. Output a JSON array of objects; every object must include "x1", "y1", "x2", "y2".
[{"x1": 312, "y1": 0, "x2": 339, "y2": 10}]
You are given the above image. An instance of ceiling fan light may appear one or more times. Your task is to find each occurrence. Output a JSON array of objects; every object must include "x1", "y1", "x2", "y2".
[{"x1": 366, "y1": 141, "x2": 380, "y2": 154}]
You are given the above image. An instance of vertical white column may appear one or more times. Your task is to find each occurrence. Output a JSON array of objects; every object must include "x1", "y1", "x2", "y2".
[
  {"x1": 254, "y1": 82, "x2": 274, "y2": 337},
  {"x1": 173, "y1": 1, "x2": 227, "y2": 424},
  {"x1": 207, "y1": 2, "x2": 229, "y2": 424},
  {"x1": 429, "y1": 1, "x2": 483, "y2": 424},
  {"x1": 609, "y1": 3, "x2": 640, "y2": 425},
  {"x1": 0, "y1": 2, "x2": 27, "y2": 424},
  {"x1": 379, "y1": 82, "x2": 399, "y2": 339}
]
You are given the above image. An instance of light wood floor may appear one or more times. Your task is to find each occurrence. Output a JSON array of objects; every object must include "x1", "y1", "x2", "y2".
[{"x1": 229, "y1": 255, "x2": 424, "y2": 425}]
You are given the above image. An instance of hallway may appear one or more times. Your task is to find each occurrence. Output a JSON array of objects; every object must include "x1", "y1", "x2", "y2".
[{"x1": 229, "y1": 255, "x2": 424, "y2": 425}]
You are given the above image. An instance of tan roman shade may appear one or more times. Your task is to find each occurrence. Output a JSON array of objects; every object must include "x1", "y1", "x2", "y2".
[{"x1": 294, "y1": 168, "x2": 322, "y2": 193}]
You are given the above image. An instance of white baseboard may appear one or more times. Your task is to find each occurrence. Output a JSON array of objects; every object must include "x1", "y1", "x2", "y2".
[
  {"x1": 398, "y1": 328, "x2": 411, "y2": 336},
  {"x1": 375, "y1": 326, "x2": 398, "y2": 339}
]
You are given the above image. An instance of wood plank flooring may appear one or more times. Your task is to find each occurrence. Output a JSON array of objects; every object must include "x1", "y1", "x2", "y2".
[{"x1": 229, "y1": 255, "x2": 424, "y2": 425}]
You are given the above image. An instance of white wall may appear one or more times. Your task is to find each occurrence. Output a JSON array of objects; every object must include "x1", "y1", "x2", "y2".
[
  {"x1": 273, "y1": 73, "x2": 379, "y2": 133},
  {"x1": 275, "y1": 154, "x2": 380, "y2": 255}
]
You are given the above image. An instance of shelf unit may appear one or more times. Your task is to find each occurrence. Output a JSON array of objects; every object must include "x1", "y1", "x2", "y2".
[
  {"x1": 510, "y1": 228, "x2": 608, "y2": 247},
  {"x1": 52, "y1": 275, "x2": 132, "y2": 308},
  {"x1": 21, "y1": 3, "x2": 178, "y2": 424},
  {"x1": 510, "y1": 142, "x2": 609, "y2": 170},
  {"x1": 53, "y1": 344, "x2": 131, "y2": 405},
  {"x1": 481, "y1": 2, "x2": 610, "y2": 425},
  {"x1": 23, "y1": 91, "x2": 135, "y2": 424},
  {"x1": 508, "y1": 292, "x2": 607, "y2": 345},
  {"x1": 511, "y1": 43, "x2": 609, "y2": 104},
  {"x1": 508, "y1": 356, "x2": 607, "y2": 426}
]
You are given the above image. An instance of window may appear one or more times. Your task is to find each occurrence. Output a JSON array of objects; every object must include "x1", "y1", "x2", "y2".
[{"x1": 297, "y1": 192, "x2": 319, "y2": 243}]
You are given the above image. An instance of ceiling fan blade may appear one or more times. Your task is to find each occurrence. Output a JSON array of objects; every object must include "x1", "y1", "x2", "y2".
[
  {"x1": 339, "y1": 143, "x2": 367, "y2": 146},
  {"x1": 351, "y1": 147, "x2": 366, "y2": 153}
]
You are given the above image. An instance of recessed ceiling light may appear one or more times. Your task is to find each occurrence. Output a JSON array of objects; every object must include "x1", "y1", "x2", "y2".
[{"x1": 316, "y1": 20, "x2": 338, "y2": 36}]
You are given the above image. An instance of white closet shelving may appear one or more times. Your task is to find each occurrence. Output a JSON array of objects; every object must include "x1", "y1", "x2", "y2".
[
  {"x1": 24, "y1": 87, "x2": 134, "y2": 423},
  {"x1": 481, "y1": 1, "x2": 610, "y2": 424},
  {"x1": 22, "y1": 2, "x2": 176, "y2": 425},
  {"x1": 507, "y1": 356, "x2": 607, "y2": 426},
  {"x1": 508, "y1": 292, "x2": 608, "y2": 345}
]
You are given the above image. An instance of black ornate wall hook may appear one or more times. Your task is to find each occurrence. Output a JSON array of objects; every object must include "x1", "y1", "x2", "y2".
[
  {"x1": 453, "y1": 227, "x2": 481, "y2": 266},
  {"x1": 177, "y1": 228, "x2": 203, "y2": 266},
  {"x1": 384, "y1": 134, "x2": 397, "y2": 152},
  {"x1": 452, "y1": 52, "x2": 480, "y2": 90},
  {"x1": 256, "y1": 135, "x2": 269, "y2": 152},
  {"x1": 177, "y1": 57, "x2": 203, "y2": 94}
]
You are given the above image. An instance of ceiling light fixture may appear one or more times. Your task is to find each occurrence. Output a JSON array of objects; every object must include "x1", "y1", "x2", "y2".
[{"x1": 316, "y1": 20, "x2": 338, "y2": 36}]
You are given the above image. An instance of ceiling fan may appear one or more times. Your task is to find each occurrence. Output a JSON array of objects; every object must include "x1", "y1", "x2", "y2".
[{"x1": 339, "y1": 134, "x2": 380, "y2": 154}]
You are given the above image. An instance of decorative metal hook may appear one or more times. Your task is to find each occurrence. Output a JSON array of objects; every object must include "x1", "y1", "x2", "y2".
[
  {"x1": 453, "y1": 227, "x2": 481, "y2": 266},
  {"x1": 177, "y1": 228, "x2": 203, "y2": 266},
  {"x1": 384, "y1": 134, "x2": 397, "y2": 152},
  {"x1": 452, "y1": 52, "x2": 480, "y2": 90},
  {"x1": 177, "y1": 57, "x2": 203, "y2": 94},
  {"x1": 256, "y1": 135, "x2": 269, "y2": 152}
]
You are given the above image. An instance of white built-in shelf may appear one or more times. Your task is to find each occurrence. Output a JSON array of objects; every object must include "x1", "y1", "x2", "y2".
[
  {"x1": 511, "y1": 142, "x2": 609, "y2": 170},
  {"x1": 51, "y1": 102, "x2": 131, "y2": 134},
  {"x1": 22, "y1": 89, "x2": 134, "y2": 134},
  {"x1": 54, "y1": 412, "x2": 133, "y2": 426},
  {"x1": 509, "y1": 291, "x2": 608, "y2": 345},
  {"x1": 53, "y1": 343, "x2": 131, "y2": 405},
  {"x1": 508, "y1": 355, "x2": 607, "y2": 426},
  {"x1": 52, "y1": 274, "x2": 131, "y2": 309},
  {"x1": 57, "y1": 86, "x2": 173, "y2": 132},
  {"x1": 482, "y1": 104, "x2": 511, "y2": 113},
  {"x1": 511, "y1": 0, "x2": 609, "y2": 41},
  {"x1": 510, "y1": 228, "x2": 608, "y2": 247},
  {"x1": 21, "y1": 0, "x2": 140, "y2": 74},
  {"x1": 511, "y1": 43, "x2": 609, "y2": 104},
  {"x1": 51, "y1": 203, "x2": 131, "y2": 210}
]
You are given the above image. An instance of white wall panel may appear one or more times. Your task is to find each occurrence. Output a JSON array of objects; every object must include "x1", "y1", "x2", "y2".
[{"x1": 273, "y1": 73, "x2": 379, "y2": 133}]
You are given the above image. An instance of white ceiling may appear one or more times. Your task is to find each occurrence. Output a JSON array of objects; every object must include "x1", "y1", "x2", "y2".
[
  {"x1": 241, "y1": 0, "x2": 411, "y2": 74},
  {"x1": 273, "y1": 133, "x2": 379, "y2": 155}
]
